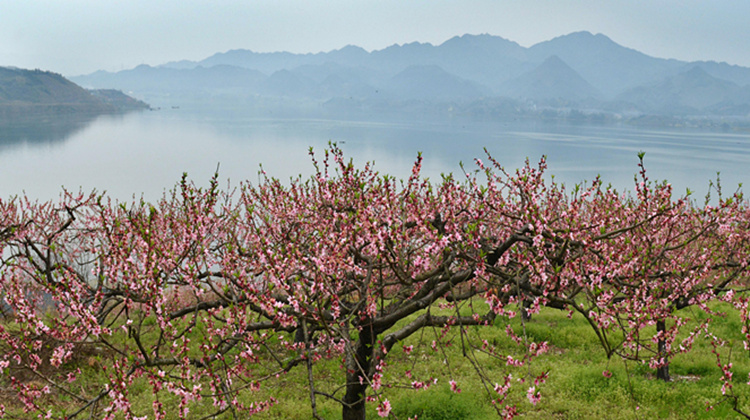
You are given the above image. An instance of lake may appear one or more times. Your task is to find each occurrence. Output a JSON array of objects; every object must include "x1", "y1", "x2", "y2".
[{"x1": 2, "y1": 105, "x2": 750, "y2": 202}]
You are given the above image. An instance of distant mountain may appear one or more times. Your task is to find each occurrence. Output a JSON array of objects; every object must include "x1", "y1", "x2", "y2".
[
  {"x1": 384, "y1": 65, "x2": 489, "y2": 100},
  {"x1": 257, "y1": 69, "x2": 319, "y2": 98},
  {"x1": 526, "y1": 32, "x2": 684, "y2": 98},
  {"x1": 433, "y1": 34, "x2": 529, "y2": 91},
  {"x1": 179, "y1": 34, "x2": 529, "y2": 91},
  {"x1": 69, "y1": 31, "x2": 750, "y2": 118},
  {"x1": 305, "y1": 63, "x2": 380, "y2": 99},
  {"x1": 0, "y1": 67, "x2": 147, "y2": 117},
  {"x1": 682, "y1": 61, "x2": 750, "y2": 87},
  {"x1": 76, "y1": 64, "x2": 266, "y2": 95},
  {"x1": 368, "y1": 41, "x2": 438, "y2": 73},
  {"x1": 497, "y1": 55, "x2": 601, "y2": 102},
  {"x1": 708, "y1": 85, "x2": 750, "y2": 115},
  {"x1": 438, "y1": 34, "x2": 526, "y2": 63},
  {"x1": 167, "y1": 45, "x2": 371, "y2": 75},
  {"x1": 197, "y1": 50, "x2": 302, "y2": 75},
  {"x1": 290, "y1": 62, "x2": 383, "y2": 85},
  {"x1": 617, "y1": 66, "x2": 745, "y2": 114}
]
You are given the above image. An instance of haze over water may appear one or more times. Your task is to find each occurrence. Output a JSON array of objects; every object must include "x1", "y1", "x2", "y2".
[{"x1": 2, "y1": 106, "x2": 749, "y2": 203}]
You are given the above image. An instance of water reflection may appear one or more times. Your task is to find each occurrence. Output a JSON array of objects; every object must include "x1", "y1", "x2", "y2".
[
  {"x1": 0, "y1": 105, "x2": 749, "y2": 202},
  {"x1": 0, "y1": 113, "x2": 106, "y2": 151}
]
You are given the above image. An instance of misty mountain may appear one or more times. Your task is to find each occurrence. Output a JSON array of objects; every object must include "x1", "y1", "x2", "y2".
[
  {"x1": 368, "y1": 41, "x2": 439, "y2": 74},
  {"x1": 70, "y1": 31, "x2": 750, "y2": 118},
  {"x1": 289, "y1": 62, "x2": 387, "y2": 99},
  {"x1": 164, "y1": 45, "x2": 372, "y2": 75},
  {"x1": 430, "y1": 34, "x2": 530, "y2": 92},
  {"x1": 617, "y1": 66, "x2": 745, "y2": 114},
  {"x1": 197, "y1": 50, "x2": 307, "y2": 75},
  {"x1": 384, "y1": 65, "x2": 489, "y2": 100},
  {"x1": 313, "y1": 65, "x2": 381, "y2": 99},
  {"x1": 0, "y1": 67, "x2": 147, "y2": 117},
  {"x1": 257, "y1": 69, "x2": 319, "y2": 98},
  {"x1": 290, "y1": 62, "x2": 379, "y2": 84},
  {"x1": 526, "y1": 32, "x2": 684, "y2": 98},
  {"x1": 78, "y1": 64, "x2": 266, "y2": 95},
  {"x1": 497, "y1": 55, "x2": 601, "y2": 102},
  {"x1": 163, "y1": 34, "x2": 528, "y2": 91},
  {"x1": 707, "y1": 85, "x2": 750, "y2": 116},
  {"x1": 684, "y1": 61, "x2": 750, "y2": 87}
]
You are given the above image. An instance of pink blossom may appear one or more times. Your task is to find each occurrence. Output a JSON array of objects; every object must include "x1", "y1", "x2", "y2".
[
  {"x1": 449, "y1": 380, "x2": 461, "y2": 393},
  {"x1": 377, "y1": 399, "x2": 392, "y2": 417},
  {"x1": 527, "y1": 386, "x2": 541, "y2": 405}
]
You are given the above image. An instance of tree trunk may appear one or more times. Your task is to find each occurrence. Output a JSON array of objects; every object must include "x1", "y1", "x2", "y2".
[
  {"x1": 656, "y1": 319, "x2": 670, "y2": 381},
  {"x1": 342, "y1": 321, "x2": 376, "y2": 420},
  {"x1": 521, "y1": 298, "x2": 532, "y2": 322}
]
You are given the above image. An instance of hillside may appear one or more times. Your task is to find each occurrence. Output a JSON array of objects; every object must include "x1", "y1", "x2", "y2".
[
  {"x1": 0, "y1": 67, "x2": 148, "y2": 117},
  {"x1": 89, "y1": 89, "x2": 150, "y2": 110}
]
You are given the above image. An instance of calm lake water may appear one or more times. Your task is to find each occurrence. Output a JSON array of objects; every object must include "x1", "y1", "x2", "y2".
[{"x1": 2, "y1": 106, "x2": 750, "y2": 202}]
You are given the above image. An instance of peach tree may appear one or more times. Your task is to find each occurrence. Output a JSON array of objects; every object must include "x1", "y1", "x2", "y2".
[{"x1": 0, "y1": 147, "x2": 749, "y2": 419}]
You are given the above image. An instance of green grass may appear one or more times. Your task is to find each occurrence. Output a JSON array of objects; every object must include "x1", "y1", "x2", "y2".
[{"x1": 3, "y1": 304, "x2": 750, "y2": 419}]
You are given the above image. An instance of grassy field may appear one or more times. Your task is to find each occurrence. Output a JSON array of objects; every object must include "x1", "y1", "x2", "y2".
[
  {"x1": 3, "y1": 303, "x2": 750, "y2": 419},
  {"x1": 246, "y1": 304, "x2": 750, "y2": 420}
]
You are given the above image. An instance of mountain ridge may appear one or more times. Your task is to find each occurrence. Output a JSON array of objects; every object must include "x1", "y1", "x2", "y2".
[{"x1": 69, "y1": 31, "x2": 750, "y2": 119}]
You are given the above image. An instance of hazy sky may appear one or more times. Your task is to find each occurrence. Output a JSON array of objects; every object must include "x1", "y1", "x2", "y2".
[{"x1": 2, "y1": 0, "x2": 749, "y2": 76}]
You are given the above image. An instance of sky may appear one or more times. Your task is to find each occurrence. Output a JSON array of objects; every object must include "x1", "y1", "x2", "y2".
[{"x1": 2, "y1": 0, "x2": 750, "y2": 77}]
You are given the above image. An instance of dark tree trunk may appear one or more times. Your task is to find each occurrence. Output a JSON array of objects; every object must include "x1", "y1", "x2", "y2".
[
  {"x1": 343, "y1": 321, "x2": 376, "y2": 420},
  {"x1": 656, "y1": 319, "x2": 670, "y2": 381},
  {"x1": 521, "y1": 298, "x2": 532, "y2": 321}
]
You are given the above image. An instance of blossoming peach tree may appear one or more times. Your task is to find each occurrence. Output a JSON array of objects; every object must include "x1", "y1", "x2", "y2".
[{"x1": 0, "y1": 146, "x2": 749, "y2": 419}]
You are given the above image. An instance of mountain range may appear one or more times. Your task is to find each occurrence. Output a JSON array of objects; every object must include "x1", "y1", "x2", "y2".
[{"x1": 70, "y1": 31, "x2": 750, "y2": 119}]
